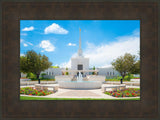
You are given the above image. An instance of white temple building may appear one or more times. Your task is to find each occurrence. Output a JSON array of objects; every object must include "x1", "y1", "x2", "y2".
[{"x1": 70, "y1": 28, "x2": 89, "y2": 75}]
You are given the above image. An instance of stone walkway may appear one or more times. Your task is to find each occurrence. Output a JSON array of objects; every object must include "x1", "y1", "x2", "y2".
[{"x1": 41, "y1": 88, "x2": 115, "y2": 98}]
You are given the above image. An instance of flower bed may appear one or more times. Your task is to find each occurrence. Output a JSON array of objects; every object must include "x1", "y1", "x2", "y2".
[
  {"x1": 105, "y1": 88, "x2": 140, "y2": 97},
  {"x1": 20, "y1": 87, "x2": 54, "y2": 96}
]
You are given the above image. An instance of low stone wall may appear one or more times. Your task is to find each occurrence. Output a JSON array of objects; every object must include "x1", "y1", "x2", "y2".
[
  {"x1": 102, "y1": 84, "x2": 126, "y2": 92},
  {"x1": 105, "y1": 81, "x2": 140, "y2": 86},
  {"x1": 59, "y1": 81, "x2": 102, "y2": 89},
  {"x1": 130, "y1": 79, "x2": 140, "y2": 82},
  {"x1": 87, "y1": 75, "x2": 106, "y2": 83},
  {"x1": 20, "y1": 81, "x2": 57, "y2": 86},
  {"x1": 35, "y1": 84, "x2": 58, "y2": 91},
  {"x1": 55, "y1": 75, "x2": 74, "y2": 82}
]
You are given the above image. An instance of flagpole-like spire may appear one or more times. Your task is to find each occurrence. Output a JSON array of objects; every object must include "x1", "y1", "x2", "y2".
[
  {"x1": 78, "y1": 28, "x2": 83, "y2": 57},
  {"x1": 79, "y1": 28, "x2": 81, "y2": 50}
]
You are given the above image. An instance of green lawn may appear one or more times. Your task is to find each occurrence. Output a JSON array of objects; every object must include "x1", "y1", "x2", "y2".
[{"x1": 20, "y1": 96, "x2": 140, "y2": 100}]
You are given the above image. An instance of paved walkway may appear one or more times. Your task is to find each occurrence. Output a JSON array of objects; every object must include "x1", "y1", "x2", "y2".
[{"x1": 43, "y1": 88, "x2": 115, "y2": 98}]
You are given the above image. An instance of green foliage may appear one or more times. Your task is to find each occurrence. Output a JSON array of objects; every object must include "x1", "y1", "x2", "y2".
[
  {"x1": 105, "y1": 74, "x2": 135, "y2": 81},
  {"x1": 92, "y1": 66, "x2": 95, "y2": 75},
  {"x1": 40, "y1": 73, "x2": 47, "y2": 79},
  {"x1": 111, "y1": 53, "x2": 137, "y2": 79},
  {"x1": 20, "y1": 50, "x2": 52, "y2": 79},
  {"x1": 65, "y1": 67, "x2": 69, "y2": 75},
  {"x1": 50, "y1": 66, "x2": 59, "y2": 68},
  {"x1": 130, "y1": 60, "x2": 140, "y2": 74},
  {"x1": 26, "y1": 72, "x2": 36, "y2": 80}
]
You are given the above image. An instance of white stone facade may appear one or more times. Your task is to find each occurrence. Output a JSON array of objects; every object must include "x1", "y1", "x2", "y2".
[
  {"x1": 97, "y1": 67, "x2": 120, "y2": 77},
  {"x1": 71, "y1": 57, "x2": 89, "y2": 70}
]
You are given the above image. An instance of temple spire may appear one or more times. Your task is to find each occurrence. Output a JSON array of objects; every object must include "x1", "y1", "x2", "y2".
[{"x1": 78, "y1": 28, "x2": 83, "y2": 57}]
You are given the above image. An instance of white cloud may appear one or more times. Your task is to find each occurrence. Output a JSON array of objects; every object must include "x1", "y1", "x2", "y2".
[
  {"x1": 20, "y1": 39, "x2": 33, "y2": 46},
  {"x1": 83, "y1": 35, "x2": 140, "y2": 68},
  {"x1": 26, "y1": 41, "x2": 33, "y2": 46},
  {"x1": 21, "y1": 33, "x2": 27, "y2": 36},
  {"x1": 39, "y1": 40, "x2": 55, "y2": 52},
  {"x1": 44, "y1": 23, "x2": 68, "y2": 34},
  {"x1": 20, "y1": 54, "x2": 25, "y2": 56},
  {"x1": 59, "y1": 60, "x2": 71, "y2": 68},
  {"x1": 20, "y1": 39, "x2": 24, "y2": 43},
  {"x1": 22, "y1": 26, "x2": 34, "y2": 31},
  {"x1": 67, "y1": 43, "x2": 76, "y2": 46},
  {"x1": 23, "y1": 43, "x2": 28, "y2": 47}
]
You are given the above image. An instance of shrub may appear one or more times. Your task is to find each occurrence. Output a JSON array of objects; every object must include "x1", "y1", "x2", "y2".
[
  {"x1": 26, "y1": 73, "x2": 36, "y2": 80},
  {"x1": 40, "y1": 73, "x2": 47, "y2": 79}
]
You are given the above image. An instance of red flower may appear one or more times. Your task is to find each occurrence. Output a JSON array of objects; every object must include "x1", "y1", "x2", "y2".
[
  {"x1": 126, "y1": 92, "x2": 130, "y2": 95},
  {"x1": 132, "y1": 93, "x2": 134, "y2": 95},
  {"x1": 29, "y1": 94, "x2": 32, "y2": 95},
  {"x1": 36, "y1": 92, "x2": 38, "y2": 95}
]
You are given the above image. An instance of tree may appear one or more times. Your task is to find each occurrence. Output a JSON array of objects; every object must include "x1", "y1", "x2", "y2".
[
  {"x1": 111, "y1": 53, "x2": 137, "y2": 80},
  {"x1": 65, "y1": 67, "x2": 69, "y2": 75},
  {"x1": 20, "y1": 50, "x2": 52, "y2": 83},
  {"x1": 130, "y1": 60, "x2": 140, "y2": 74},
  {"x1": 92, "y1": 66, "x2": 95, "y2": 75}
]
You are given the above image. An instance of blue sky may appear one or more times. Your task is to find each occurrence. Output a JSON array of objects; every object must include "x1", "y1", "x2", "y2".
[{"x1": 20, "y1": 20, "x2": 140, "y2": 68}]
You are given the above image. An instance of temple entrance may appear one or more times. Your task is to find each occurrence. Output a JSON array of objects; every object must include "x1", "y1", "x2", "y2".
[{"x1": 78, "y1": 64, "x2": 83, "y2": 70}]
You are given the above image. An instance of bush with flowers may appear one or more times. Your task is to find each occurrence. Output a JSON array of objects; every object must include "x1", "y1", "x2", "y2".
[
  {"x1": 105, "y1": 88, "x2": 140, "y2": 97},
  {"x1": 20, "y1": 87, "x2": 54, "y2": 96}
]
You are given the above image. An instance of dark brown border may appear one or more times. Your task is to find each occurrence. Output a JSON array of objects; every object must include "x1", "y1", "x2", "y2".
[{"x1": 2, "y1": 2, "x2": 158, "y2": 118}]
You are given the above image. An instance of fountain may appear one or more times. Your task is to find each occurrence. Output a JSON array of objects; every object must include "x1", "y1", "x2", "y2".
[{"x1": 58, "y1": 72, "x2": 102, "y2": 89}]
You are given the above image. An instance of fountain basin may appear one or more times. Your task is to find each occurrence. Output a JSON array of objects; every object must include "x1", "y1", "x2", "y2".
[{"x1": 59, "y1": 81, "x2": 102, "y2": 89}]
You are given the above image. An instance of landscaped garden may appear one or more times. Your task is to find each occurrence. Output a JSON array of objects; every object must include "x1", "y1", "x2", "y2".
[
  {"x1": 104, "y1": 88, "x2": 140, "y2": 97},
  {"x1": 105, "y1": 74, "x2": 140, "y2": 82},
  {"x1": 20, "y1": 87, "x2": 54, "y2": 96}
]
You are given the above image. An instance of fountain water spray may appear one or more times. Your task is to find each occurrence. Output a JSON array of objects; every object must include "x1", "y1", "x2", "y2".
[{"x1": 77, "y1": 71, "x2": 83, "y2": 82}]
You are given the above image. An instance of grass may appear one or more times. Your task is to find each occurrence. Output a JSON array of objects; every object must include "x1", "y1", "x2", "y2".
[
  {"x1": 105, "y1": 79, "x2": 129, "y2": 81},
  {"x1": 20, "y1": 96, "x2": 140, "y2": 100},
  {"x1": 30, "y1": 79, "x2": 55, "y2": 81}
]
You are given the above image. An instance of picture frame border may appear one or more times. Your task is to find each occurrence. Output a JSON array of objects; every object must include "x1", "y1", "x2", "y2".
[{"x1": 1, "y1": 0, "x2": 159, "y2": 119}]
